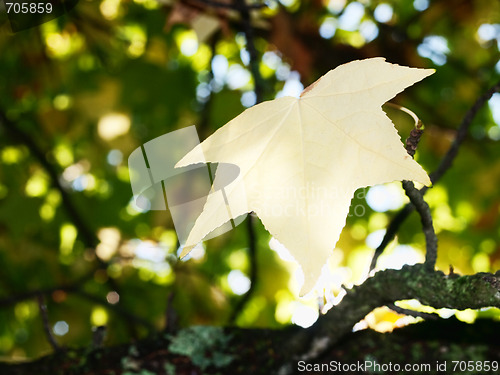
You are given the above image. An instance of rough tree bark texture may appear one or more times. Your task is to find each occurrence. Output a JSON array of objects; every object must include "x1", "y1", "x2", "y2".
[{"x1": 0, "y1": 266, "x2": 499, "y2": 375}]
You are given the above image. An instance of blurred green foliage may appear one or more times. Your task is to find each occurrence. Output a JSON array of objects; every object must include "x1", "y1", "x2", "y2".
[{"x1": 0, "y1": 0, "x2": 499, "y2": 360}]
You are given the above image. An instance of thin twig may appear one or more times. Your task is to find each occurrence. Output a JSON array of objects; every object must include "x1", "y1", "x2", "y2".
[
  {"x1": 0, "y1": 110, "x2": 98, "y2": 249},
  {"x1": 0, "y1": 110, "x2": 138, "y2": 330},
  {"x1": 370, "y1": 104, "x2": 426, "y2": 270},
  {"x1": 235, "y1": 0, "x2": 264, "y2": 103},
  {"x1": 0, "y1": 285, "x2": 154, "y2": 331},
  {"x1": 369, "y1": 204, "x2": 413, "y2": 271},
  {"x1": 401, "y1": 180, "x2": 437, "y2": 269},
  {"x1": 37, "y1": 293, "x2": 61, "y2": 352},
  {"x1": 370, "y1": 80, "x2": 500, "y2": 270},
  {"x1": 70, "y1": 289, "x2": 155, "y2": 331},
  {"x1": 391, "y1": 106, "x2": 438, "y2": 268},
  {"x1": 228, "y1": 0, "x2": 263, "y2": 324},
  {"x1": 386, "y1": 302, "x2": 438, "y2": 320},
  {"x1": 193, "y1": 0, "x2": 266, "y2": 10},
  {"x1": 229, "y1": 215, "x2": 258, "y2": 323},
  {"x1": 0, "y1": 286, "x2": 77, "y2": 309},
  {"x1": 92, "y1": 326, "x2": 107, "y2": 349},
  {"x1": 194, "y1": 32, "x2": 257, "y2": 324},
  {"x1": 429, "y1": 80, "x2": 500, "y2": 183},
  {"x1": 197, "y1": 32, "x2": 219, "y2": 139},
  {"x1": 389, "y1": 106, "x2": 438, "y2": 268},
  {"x1": 164, "y1": 291, "x2": 178, "y2": 334}
]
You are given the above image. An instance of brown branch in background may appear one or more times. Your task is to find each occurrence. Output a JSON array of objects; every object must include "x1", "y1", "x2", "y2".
[
  {"x1": 0, "y1": 110, "x2": 98, "y2": 249},
  {"x1": 197, "y1": 32, "x2": 219, "y2": 139},
  {"x1": 235, "y1": 0, "x2": 264, "y2": 103},
  {"x1": 429, "y1": 79, "x2": 500, "y2": 183},
  {"x1": 386, "y1": 302, "x2": 438, "y2": 320},
  {"x1": 91, "y1": 325, "x2": 107, "y2": 349},
  {"x1": 74, "y1": 290, "x2": 155, "y2": 331},
  {"x1": 370, "y1": 103, "x2": 427, "y2": 271},
  {"x1": 0, "y1": 109, "x2": 141, "y2": 333},
  {"x1": 228, "y1": 0, "x2": 264, "y2": 324},
  {"x1": 379, "y1": 105, "x2": 438, "y2": 317},
  {"x1": 401, "y1": 180, "x2": 437, "y2": 269},
  {"x1": 37, "y1": 294, "x2": 61, "y2": 352},
  {"x1": 395, "y1": 103, "x2": 437, "y2": 269},
  {"x1": 369, "y1": 204, "x2": 413, "y2": 271},
  {"x1": 370, "y1": 79, "x2": 500, "y2": 270},
  {"x1": 193, "y1": 0, "x2": 266, "y2": 10},
  {"x1": 0, "y1": 284, "x2": 154, "y2": 332},
  {"x1": 0, "y1": 286, "x2": 76, "y2": 309},
  {"x1": 164, "y1": 291, "x2": 178, "y2": 334},
  {"x1": 229, "y1": 214, "x2": 258, "y2": 324}
]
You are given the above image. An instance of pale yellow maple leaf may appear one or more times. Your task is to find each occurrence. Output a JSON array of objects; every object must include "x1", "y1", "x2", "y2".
[{"x1": 176, "y1": 57, "x2": 434, "y2": 296}]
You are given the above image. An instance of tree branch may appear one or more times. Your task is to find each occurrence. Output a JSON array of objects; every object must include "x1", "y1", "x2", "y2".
[
  {"x1": 0, "y1": 109, "x2": 144, "y2": 330},
  {"x1": 192, "y1": 0, "x2": 266, "y2": 10},
  {"x1": 286, "y1": 265, "x2": 500, "y2": 363},
  {"x1": 369, "y1": 203, "x2": 413, "y2": 270},
  {"x1": 235, "y1": 0, "x2": 264, "y2": 103},
  {"x1": 401, "y1": 180, "x2": 437, "y2": 270},
  {"x1": 0, "y1": 109, "x2": 98, "y2": 249},
  {"x1": 0, "y1": 266, "x2": 498, "y2": 374},
  {"x1": 370, "y1": 80, "x2": 500, "y2": 269},
  {"x1": 386, "y1": 302, "x2": 438, "y2": 320},
  {"x1": 164, "y1": 291, "x2": 178, "y2": 334},
  {"x1": 0, "y1": 284, "x2": 154, "y2": 331},
  {"x1": 320, "y1": 265, "x2": 500, "y2": 333},
  {"x1": 389, "y1": 104, "x2": 438, "y2": 269},
  {"x1": 197, "y1": 31, "x2": 219, "y2": 139},
  {"x1": 228, "y1": 0, "x2": 264, "y2": 323},
  {"x1": 229, "y1": 215, "x2": 258, "y2": 324},
  {"x1": 36, "y1": 293, "x2": 61, "y2": 352},
  {"x1": 429, "y1": 79, "x2": 500, "y2": 183},
  {"x1": 74, "y1": 289, "x2": 155, "y2": 331},
  {"x1": 0, "y1": 286, "x2": 74, "y2": 309}
]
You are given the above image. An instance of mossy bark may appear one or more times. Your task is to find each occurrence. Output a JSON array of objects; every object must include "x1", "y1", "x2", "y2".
[{"x1": 1, "y1": 266, "x2": 499, "y2": 375}]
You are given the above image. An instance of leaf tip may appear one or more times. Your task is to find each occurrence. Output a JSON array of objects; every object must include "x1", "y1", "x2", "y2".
[
  {"x1": 422, "y1": 67, "x2": 436, "y2": 77},
  {"x1": 298, "y1": 282, "x2": 318, "y2": 297},
  {"x1": 414, "y1": 171, "x2": 432, "y2": 187},
  {"x1": 298, "y1": 268, "x2": 323, "y2": 297},
  {"x1": 179, "y1": 244, "x2": 195, "y2": 259}
]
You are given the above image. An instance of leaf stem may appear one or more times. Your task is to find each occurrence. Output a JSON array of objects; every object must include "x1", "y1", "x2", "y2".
[{"x1": 370, "y1": 79, "x2": 500, "y2": 269}]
